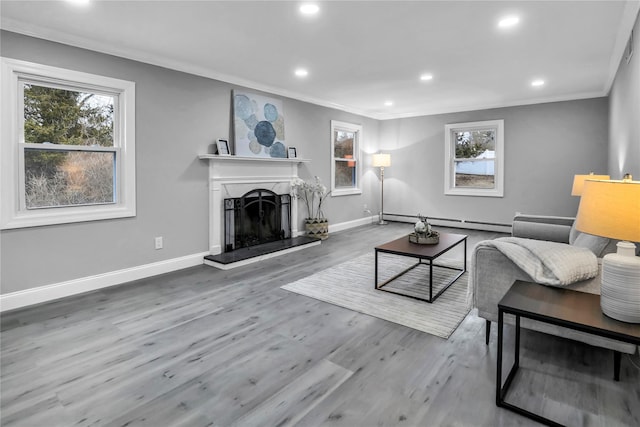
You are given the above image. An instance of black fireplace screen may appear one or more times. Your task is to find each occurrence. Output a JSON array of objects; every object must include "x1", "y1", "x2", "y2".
[{"x1": 224, "y1": 189, "x2": 291, "y2": 252}]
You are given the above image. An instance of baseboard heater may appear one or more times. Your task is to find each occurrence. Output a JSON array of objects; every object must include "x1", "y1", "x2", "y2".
[{"x1": 384, "y1": 212, "x2": 512, "y2": 231}]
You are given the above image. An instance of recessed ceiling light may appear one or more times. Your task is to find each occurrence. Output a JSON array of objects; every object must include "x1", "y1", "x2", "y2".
[
  {"x1": 384, "y1": 101, "x2": 394, "y2": 107},
  {"x1": 498, "y1": 15, "x2": 520, "y2": 28},
  {"x1": 531, "y1": 79, "x2": 545, "y2": 87},
  {"x1": 299, "y1": 3, "x2": 319, "y2": 15},
  {"x1": 66, "y1": 0, "x2": 90, "y2": 5},
  {"x1": 295, "y1": 68, "x2": 309, "y2": 77},
  {"x1": 420, "y1": 73, "x2": 434, "y2": 81}
]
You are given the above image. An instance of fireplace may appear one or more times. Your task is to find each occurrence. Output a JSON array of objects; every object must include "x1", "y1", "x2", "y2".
[
  {"x1": 199, "y1": 155, "x2": 320, "y2": 269},
  {"x1": 224, "y1": 189, "x2": 291, "y2": 252}
]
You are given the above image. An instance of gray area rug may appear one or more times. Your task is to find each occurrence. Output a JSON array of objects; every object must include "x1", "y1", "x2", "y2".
[{"x1": 281, "y1": 252, "x2": 471, "y2": 339}]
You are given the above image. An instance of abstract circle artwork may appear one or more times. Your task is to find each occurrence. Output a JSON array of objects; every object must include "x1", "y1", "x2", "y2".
[{"x1": 233, "y1": 91, "x2": 286, "y2": 158}]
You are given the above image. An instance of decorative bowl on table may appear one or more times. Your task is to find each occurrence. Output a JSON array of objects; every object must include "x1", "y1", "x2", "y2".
[
  {"x1": 409, "y1": 214, "x2": 439, "y2": 244},
  {"x1": 409, "y1": 230, "x2": 439, "y2": 245}
]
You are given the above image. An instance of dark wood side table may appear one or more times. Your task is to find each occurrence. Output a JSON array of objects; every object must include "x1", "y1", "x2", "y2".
[
  {"x1": 496, "y1": 280, "x2": 640, "y2": 427},
  {"x1": 374, "y1": 232, "x2": 467, "y2": 303}
]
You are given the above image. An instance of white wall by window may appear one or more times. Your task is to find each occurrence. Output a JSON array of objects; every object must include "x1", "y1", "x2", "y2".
[
  {"x1": 444, "y1": 119, "x2": 504, "y2": 197},
  {"x1": 1, "y1": 58, "x2": 136, "y2": 229},
  {"x1": 330, "y1": 120, "x2": 362, "y2": 196}
]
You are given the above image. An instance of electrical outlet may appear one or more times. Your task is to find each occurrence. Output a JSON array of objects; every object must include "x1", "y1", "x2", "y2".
[
  {"x1": 363, "y1": 204, "x2": 367, "y2": 210},
  {"x1": 155, "y1": 236, "x2": 163, "y2": 250}
]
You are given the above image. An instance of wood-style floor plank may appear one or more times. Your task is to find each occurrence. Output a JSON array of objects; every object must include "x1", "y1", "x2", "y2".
[
  {"x1": 1, "y1": 223, "x2": 639, "y2": 426},
  {"x1": 228, "y1": 358, "x2": 353, "y2": 427}
]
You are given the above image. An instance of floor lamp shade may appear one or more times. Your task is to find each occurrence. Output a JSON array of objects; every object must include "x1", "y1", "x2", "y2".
[
  {"x1": 575, "y1": 179, "x2": 640, "y2": 323},
  {"x1": 372, "y1": 153, "x2": 391, "y2": 168}
]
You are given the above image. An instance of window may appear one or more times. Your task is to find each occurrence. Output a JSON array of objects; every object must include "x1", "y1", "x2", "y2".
[
  {"x1": 444, "y1": 119, "x2": 504, "y2": 197},
  {"x1": 1, "y1": 58, "x2": 136, "y2": 229},
  {"x1": 330, "y1": 120, "x2": 362, "y2": 196}
]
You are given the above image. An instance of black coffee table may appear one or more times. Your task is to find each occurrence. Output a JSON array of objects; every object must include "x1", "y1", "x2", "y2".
[
  {"x1": 497, "y1": 280, "x2": 640, "y2": 426},
  {"x1": 374, "y1": 232, "x2": 467, "y2": 303}
]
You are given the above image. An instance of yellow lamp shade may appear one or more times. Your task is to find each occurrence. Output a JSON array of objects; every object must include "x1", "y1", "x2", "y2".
[
  {"x1": 372, "y1": 153, "x2": 391, "y2": 168},
  {"x1": 571, "y1": 174, "x2": 610, "y2": 196},
  {"x1": 575, "y1": 179, "x2": 640, "y2": 242}
]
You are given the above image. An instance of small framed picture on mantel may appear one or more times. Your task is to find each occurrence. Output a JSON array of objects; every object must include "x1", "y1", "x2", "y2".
[
  {"x1": 288, "y1": 147, "x2": 297, "y2": 158},
  {"x1": 216, "y1": 139, "x2": 231, "y2": 156}
]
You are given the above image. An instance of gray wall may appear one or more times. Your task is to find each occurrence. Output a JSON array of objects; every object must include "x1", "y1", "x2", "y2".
[
  {"x1": 379, "y1": 98, "x2": 609, "y2": 225},
  {"x1": 0, "y1": 31, "x2": 378, "y2": 294},
  {"x1": 609, "y1": 11, "x2": 640, "y2": 179}
]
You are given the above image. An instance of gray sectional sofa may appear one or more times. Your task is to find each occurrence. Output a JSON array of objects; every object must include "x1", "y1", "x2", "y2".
[{"x1": 472, "y1": 214, "x2": 637, "y2": 379}]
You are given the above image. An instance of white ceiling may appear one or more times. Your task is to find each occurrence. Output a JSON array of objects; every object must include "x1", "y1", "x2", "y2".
[{"x1": 1, "y1": 1, "x2": 638, "y2": 120}]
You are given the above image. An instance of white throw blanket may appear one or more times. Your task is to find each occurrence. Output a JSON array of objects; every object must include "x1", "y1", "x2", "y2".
[{"x1": 480, "y1": 237, "x2": 598, "y2": 286}]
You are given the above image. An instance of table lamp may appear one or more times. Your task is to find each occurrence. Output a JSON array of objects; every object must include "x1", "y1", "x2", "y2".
[
  {"x1": 575, "y1": 177, "x2": 640, "y2": 323},
  {"x1": 571, "y1": 173, "x2": 610, "y2": 196},
  {"x1": 372, "y1": 153, "x2": 391, "y2": 225}
]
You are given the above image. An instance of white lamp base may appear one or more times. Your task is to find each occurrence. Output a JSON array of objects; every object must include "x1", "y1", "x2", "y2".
[{"x1": 600, "y1": 242, "x2": 640, "y2": 323}]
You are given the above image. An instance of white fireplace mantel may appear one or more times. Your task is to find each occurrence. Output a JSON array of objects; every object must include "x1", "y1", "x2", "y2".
[
  {"x1": 199, "y1": 154, "x2": 310, "y2": 255},
  {"x1": 198, "y1": 154, "x2": 310, "y2": 164}
]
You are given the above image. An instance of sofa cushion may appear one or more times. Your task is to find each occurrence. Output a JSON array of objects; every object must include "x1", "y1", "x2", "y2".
[
  {"x1": 571, "y1": 232, "x2": 610, "y2": 256},
  {"x1": 569, "y1": 222, "x2": 580, "y2": 244}
]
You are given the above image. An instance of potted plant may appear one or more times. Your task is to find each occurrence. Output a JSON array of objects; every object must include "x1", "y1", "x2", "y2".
[{"x1": 290, "y1": 176, "x2": 330, "y2": 240}]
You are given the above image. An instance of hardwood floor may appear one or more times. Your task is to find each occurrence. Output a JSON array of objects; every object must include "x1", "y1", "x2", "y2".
[{"x1": 2, "y1": 223, "x2": 639, "y2": 426}]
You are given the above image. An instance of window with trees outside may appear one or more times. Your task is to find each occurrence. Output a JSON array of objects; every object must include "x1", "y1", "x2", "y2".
[
  {"x1": 1, "y1": 58, "x2": 136, "y2": 229},
  {"x1": 444, "y1": 119, "x2": 504, "y2": 197},
  {"x1": 330, "y1": 120, "x2": 362, "y2": 196}
]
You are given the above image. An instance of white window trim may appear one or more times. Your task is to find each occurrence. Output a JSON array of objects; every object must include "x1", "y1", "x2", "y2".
[
  {"x1": 1, "y1": 58, "x2": 136, "y2": 229},
  {"x1": 444, "y1": 119, "x2": 504, "y2": 197},
  {"x1": 330, "y1": 120, "x2": 362, "y2": 196}
]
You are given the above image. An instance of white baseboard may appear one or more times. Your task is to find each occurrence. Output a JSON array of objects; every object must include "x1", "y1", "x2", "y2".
[
  {"x1": 0, "y1": 252, "x2": 209, "y2": 313},
  {"x1": 329, "y1": 215, "x2": 376, "y2": 233}
]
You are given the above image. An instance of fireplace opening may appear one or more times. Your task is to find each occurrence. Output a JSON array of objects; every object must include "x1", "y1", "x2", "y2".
[{"x1": 224, "y1": 189, "x2": 291, "y2": 252}]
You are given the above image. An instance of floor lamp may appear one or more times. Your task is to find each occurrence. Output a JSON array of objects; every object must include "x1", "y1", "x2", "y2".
[{"x1": 372, "y1": 153, "x2": 391, "y2": 225}]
